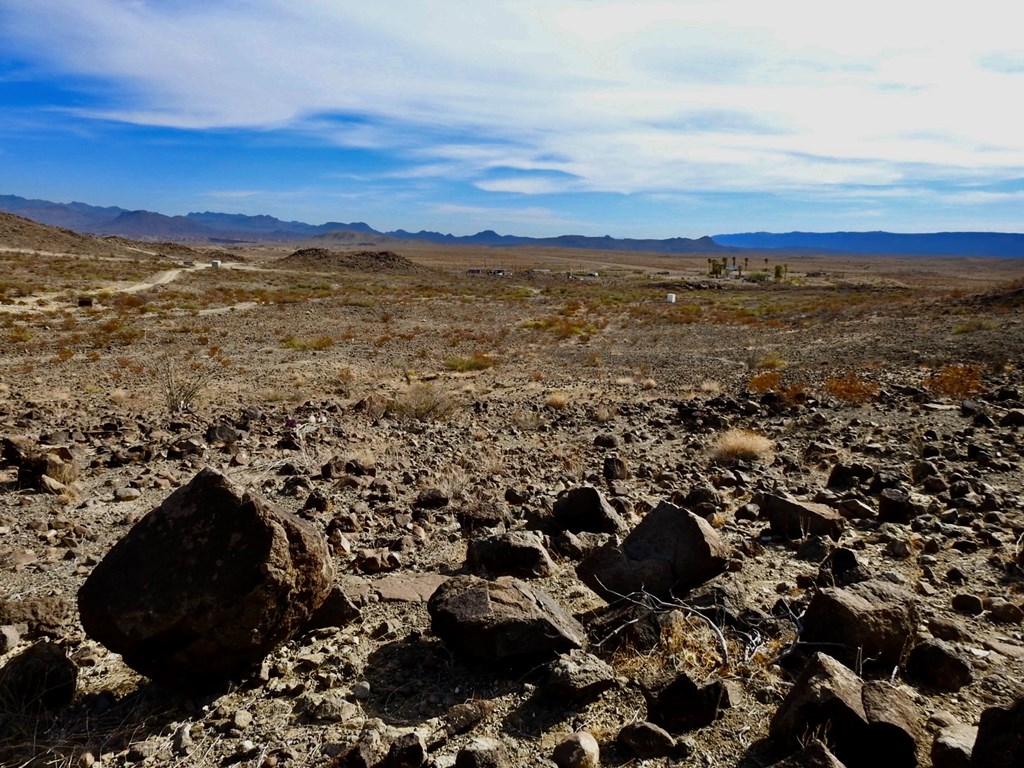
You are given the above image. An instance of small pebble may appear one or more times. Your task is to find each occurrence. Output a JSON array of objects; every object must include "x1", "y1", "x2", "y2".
[{"x1": 552, "y1": 732, "x2": 599, "y2": 768}]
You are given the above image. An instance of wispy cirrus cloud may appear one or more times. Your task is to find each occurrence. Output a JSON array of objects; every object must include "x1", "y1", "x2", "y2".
[{"x1": 2, "y1": 1, "x2": 1023, "y2": 234}]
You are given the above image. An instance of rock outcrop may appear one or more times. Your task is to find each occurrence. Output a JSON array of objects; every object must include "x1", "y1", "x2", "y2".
[
  {"x1": 769, "y1": 652, "x2": 921, "y2": 768},
  {"x1": 78, "y1": 468, "x2": 334, "y2": 686},
  {"x1": 577, "y1": 501, "x2": 731, "y2": 600},
  {"x1": 799, "y1": 579, "x2": 919, "y2": 670}
]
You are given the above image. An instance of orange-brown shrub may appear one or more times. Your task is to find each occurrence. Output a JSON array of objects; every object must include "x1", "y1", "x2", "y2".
[
  {"x1": 925, "y1": 365, "x2": 982, "y2": 399},
  {"x1": 780, "y1": 380, "x2": 809, "y2": 406},
  {"x1": 748, "y1": 371, "x2": 783, "y2": 393},
  {"x1": 824, "y1": 372, "x2": 878, "y2": 405}
]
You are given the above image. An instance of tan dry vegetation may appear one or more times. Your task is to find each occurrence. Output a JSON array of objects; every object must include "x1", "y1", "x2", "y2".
[
  {"x1": 711, "y1": 428, "x2": 775, "y2": 463},
  {"x1": 544, "y1": 391, "x2": 570, "y2": 410}
]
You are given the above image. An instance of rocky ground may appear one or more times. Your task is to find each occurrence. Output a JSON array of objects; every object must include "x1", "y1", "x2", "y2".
[{"x1": 1, "y1": 215, "x2": 1023, "y2": 767}]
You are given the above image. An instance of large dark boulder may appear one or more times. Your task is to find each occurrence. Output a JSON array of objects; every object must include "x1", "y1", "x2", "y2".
[
  {"x1": 972, "y1": 695, "x2": 1024, "y2": 768},
  {"x1": 577, "y1": 501, "x2": 731, "y2": 600},
  {"x1": 427, "y1": 575, "x2": 585, "y2": 663},
  {"x1": 0, "y1": 640, "x2": 77, "y2": 712},
  {"x1": 800, "y1": 579, "x2": 918, "y2": 670},
  {"x1": 770, "y1": 652, "x2": 921, "y2": 768},
  {"x1": 552, "y1": 486, "x2": 629, "y2": 535},
  {"x1": 827, "y1": 461, "x2": 874, "y2": 491},
  {"x1": 466, "y1": 531, "x2": 555, "y2": 579},
  {"x1": 905, "y1": 639, "x2": 972, "y2": 691},
  {"x1": 877, "y1": 488, "x2": 923, "y2": 524},
  {"x1": 641, "y1": 670, "x2": 734, "y2": 733},
  {"x1": 78, "y1": 468, "x2": 334, "y2": 686},
  {"x1": 757, "y1": 492, "x2": 845, "y2": 541}
]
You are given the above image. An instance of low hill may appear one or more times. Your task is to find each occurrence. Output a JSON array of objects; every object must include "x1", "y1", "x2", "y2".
[
  {"x1": 0, "y1": 211, "x2": 112, "y2": 255},
  {"x1": 279, "y1": 248, "x2": 429, "y2": 274},
  {"x1": 0, "y1": 211, "x2": 210, "y2": 262}
]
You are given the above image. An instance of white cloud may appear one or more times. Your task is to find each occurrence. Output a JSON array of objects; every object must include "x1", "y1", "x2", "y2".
[
  {"x1": 941, "y1": 190, "x2": 1024, "y2": 205},
  {"x1": 425, "y1": 201, "x2": 592, "y2": 233},
  {"x1": 4, "y1": 0, "x2": 1024, "y2": 202},
  {"x1": 474, "y1": 177, "x2": 580, "y2": 195},
  {"x1": 199, "y1": 189, "x2": 271, "y2": 201}
]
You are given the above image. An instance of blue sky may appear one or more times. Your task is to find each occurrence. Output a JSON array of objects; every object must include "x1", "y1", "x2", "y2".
[{"x1": 2, "y1": 0, "x2": 1023, "y2": 238}]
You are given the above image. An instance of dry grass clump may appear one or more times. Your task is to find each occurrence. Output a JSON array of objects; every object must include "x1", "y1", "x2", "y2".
[
  {"x1": 521, "y1": 315, "x2": 599, "y2": 339},
  {"x1": 7, "y1": 325, "x2": 32, "y2": 344},
  {"x1": 0, "y1": 664, "x2": 187, "y2": 768},
  {"x1": 700, "y1": 379, "x2": 722, "y2": 395},
  {"x1": 823, "y1": 372, "x2": 878, "y2": 405},
  {"x1": 444, "y1": 353, "x2": 496, "y2": 372},
  {"x1": 544, "y1": 391, "x2": 570, "y2": 410},
  {"x1": 612, "y1": 610, "x2": 724, "y2": 682},
  {"x1": 510, "y1": 407, "x2": 544, "y2": 430},
  {"x1": 642, "y1": 378, "x2": 657, "y2": 390},
  {"x1": 435, "y1": 466, "x2": 472, "y2": 500},
  {"x1": 712, "y1": 429, "x2": 774, "y2": 463},
  {"x1": 49, "y1": 347, "x2": 74, "y2": 364},
  {"x1": 109, "y1": 388, "x2": 131, "y2": 405},
  {"x1": 925, "y1": 364, "x2": 982, "y2": 399},
  {"x1": 952, "y1": 318, "x2": 997, "y2": 334},
  {"x1": 753, "y1": 350, "x2": 787, "y2": 370},
  {"x1": 281, "y1": 334, "x2": 335, "y2": 351},
  {"x1": 333, "y1": 366, "x2": 356, "y2": 397},
  {"x1": 386, "y1": 383, "x2": 458, "y2": 421},
  {"x1": 160, "y1": 360, "x2": 215, "y2": 414}
]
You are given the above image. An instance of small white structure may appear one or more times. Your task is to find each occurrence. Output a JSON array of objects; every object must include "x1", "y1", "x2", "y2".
[
  {"x1": 666, "y1": 293, "x2": 677, "y2": 303},
  {"x1": 211, "y1": 259, "x2": 222, "y2": 268}
]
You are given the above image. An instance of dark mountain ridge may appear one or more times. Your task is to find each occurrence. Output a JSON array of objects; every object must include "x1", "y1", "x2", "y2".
[
  {"x1": 2, "y1": 194, "x2": 1021, "y2": 256},
  {"x1": 0, "y1": 194, "x2": 723, "y2": 253}
]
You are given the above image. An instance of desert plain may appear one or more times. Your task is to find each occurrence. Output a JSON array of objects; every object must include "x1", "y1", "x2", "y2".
[{"x1": 1, "y1": 210, "x2": 1023, "y2": 767}]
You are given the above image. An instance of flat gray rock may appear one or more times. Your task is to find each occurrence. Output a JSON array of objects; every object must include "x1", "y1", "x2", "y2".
[{"x1": 428, "y1": 575, "x2": 585, "y2": 663}]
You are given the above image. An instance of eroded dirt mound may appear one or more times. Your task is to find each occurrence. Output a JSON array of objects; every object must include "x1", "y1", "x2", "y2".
[
  {"x1": 280, "y1": 248, "x2": 428, "y2": 273},
  {"x1": 970, "y1": 278, "x2": 1024, "y2": 309},
  {"x1": 0, "y1": 212, "x2": 102, "y2": 255}
]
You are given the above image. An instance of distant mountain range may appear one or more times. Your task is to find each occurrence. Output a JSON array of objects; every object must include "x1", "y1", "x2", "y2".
[
  {"x1": 1, "y1": 193, "x2": 1021, "y2": 256},
  {"x1": 713, "y1": 231, "x2": 1024, "y2": 257},
  {"x1": 0, "y1": 194, "x2": 721, "y2": 254}
]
